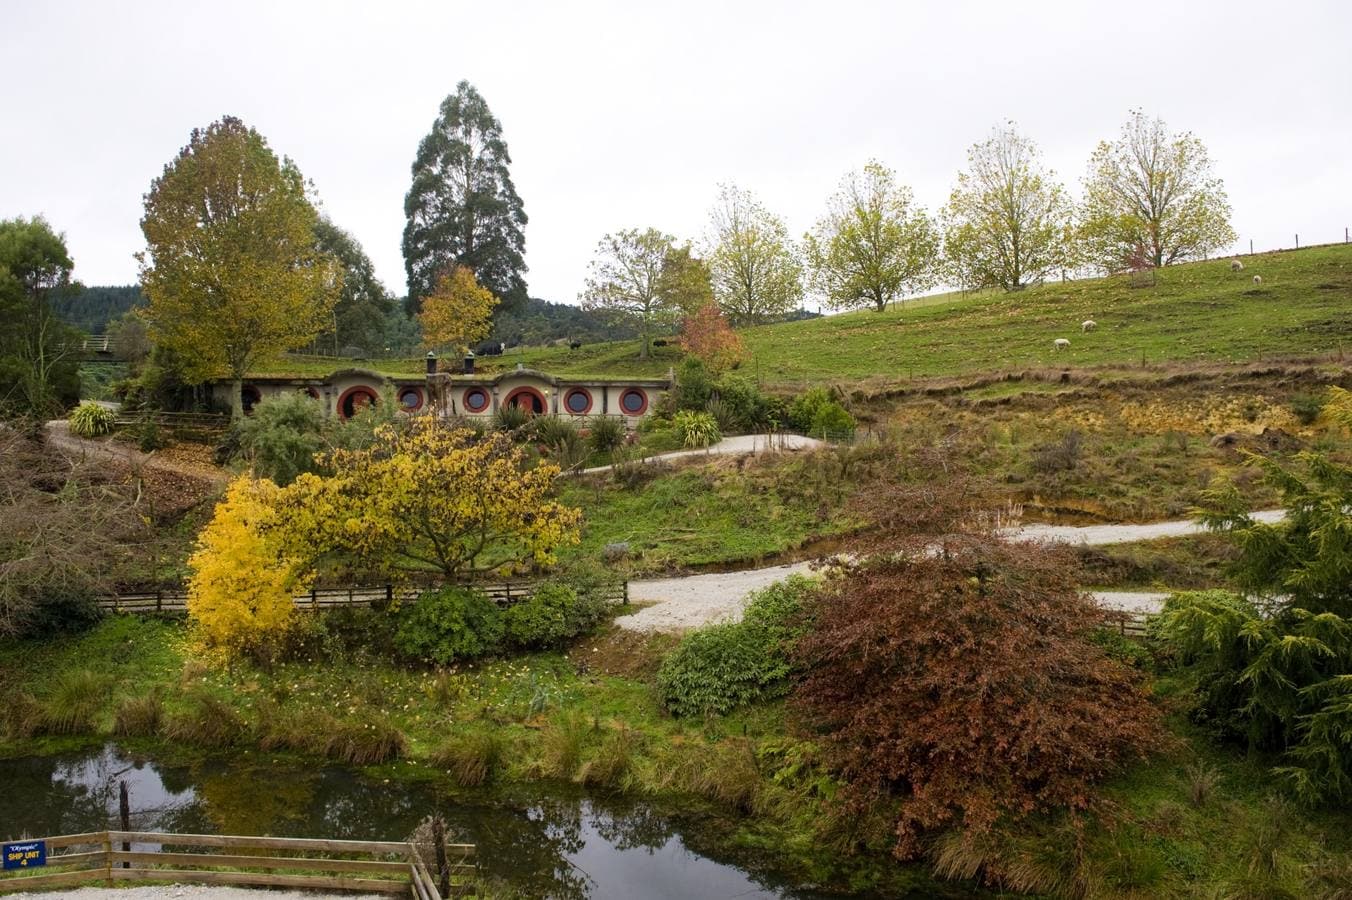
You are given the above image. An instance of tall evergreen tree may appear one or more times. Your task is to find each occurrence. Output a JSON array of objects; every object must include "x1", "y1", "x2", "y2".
[{"x1": 403, "y1": 81, "x2": 527, "y2": 315}]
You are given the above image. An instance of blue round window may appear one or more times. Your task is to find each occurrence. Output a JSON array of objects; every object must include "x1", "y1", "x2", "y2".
[
  {"x1": 464, "y1": 389, "x2": 489, "y2": 413},
  {"x1": 620, "y1": 389, "x2": 647, "y2": 415},
  {"x1": 565, "y1": 389, "x2": 591, "y2": 414}
]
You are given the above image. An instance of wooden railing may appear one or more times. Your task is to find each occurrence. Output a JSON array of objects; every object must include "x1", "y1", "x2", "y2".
[
  {"x1": 98, "y1": 578, "x2": 629, "y2": 615},
  {"x1": 0, "y1": 831, "x2": 475, "y2": 897}
]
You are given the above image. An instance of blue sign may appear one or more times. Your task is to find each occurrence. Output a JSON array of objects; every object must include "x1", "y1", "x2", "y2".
[{"x1": 3, "y1": 840, "x2": 46, "y2": 869}]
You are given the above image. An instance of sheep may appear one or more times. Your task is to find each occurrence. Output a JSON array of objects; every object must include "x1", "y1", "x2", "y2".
[
  {"x1": 1231, "y1": 258, "x2": 1244, "y2": 272},
  {"x1": 1253, "y1": 275, "x2": 1263, "y2": 285},
  {"x1": 1081, "y1": 320, "x2": 1097, "y2": 333},
  {"x1": 1053, "y1": 338, "x2": 1071, "y2": 351}
]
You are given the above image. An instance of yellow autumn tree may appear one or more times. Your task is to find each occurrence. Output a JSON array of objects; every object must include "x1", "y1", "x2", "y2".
[
  {"x1": 417, "y1": 265, "x2": 499, "y2": 356},
  {"x1": 276, "y1": 419, "x2": 580, "y2": 579},
  {"x1": 138, "y1": 117, "x2": 339, "y2": 420},
  {"x1": 187, "y1": 475, "x2": 312, "y2": 661}
]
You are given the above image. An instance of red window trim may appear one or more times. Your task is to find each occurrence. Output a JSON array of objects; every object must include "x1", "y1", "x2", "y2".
[
  {"x1": 337, "y1": 385, "x2": 379, "y2": 420},
  {"x1": 562, "y1": 387, "x2": 593, "y2": 415},
  {"x1": 398, "y1": 386, "x2": 424, "y2": 412},
  {"x1": 504, "y1": 386, "x2": 547, "y2": 414},
  {"x1": 618, "y1": 388, "x2": 648, "y2": 416},
  {"x1": 463, "y1": 388, "x2": 490, "y2": 413}
]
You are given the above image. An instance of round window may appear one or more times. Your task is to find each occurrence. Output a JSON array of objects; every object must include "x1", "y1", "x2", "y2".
[
  {"x1": 564, "y1": 388, "x2": 592, "y2": 414},
  {"x1": 463, "y1": 388, "x2": 490, "y2": 413},
  {"x1": 399, "y1": 387, "x2": 423, "y2": 411},
  {"x1": 619, "y1": 388, "x2": 648, "y2": 416},
  {"x1": 338, "y1": 386, "x2": 379, "y2": 420}
]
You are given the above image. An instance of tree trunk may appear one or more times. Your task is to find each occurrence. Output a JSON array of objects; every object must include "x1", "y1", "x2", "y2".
[{"x1": 230, "y1": 376, "x2": 244, "y2": 421}]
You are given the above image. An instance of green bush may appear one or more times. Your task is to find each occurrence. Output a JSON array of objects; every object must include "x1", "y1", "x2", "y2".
[
  {"x1": 68, "y1": 401, "x2": 116, "y2": 437},
  {"x1": 586, "y1": 415, "x2": 626, "y2": 454},
  {"x1": 1290, "y1": 392, "x2": 1325, "y2": 426},
  {"x1": 502, "y1": 580, "x2": 611, "y2": 650},
  {"x1": 673, "y1": 410, "x2": 721, "y2": 448},
  {"x1": 533, "y1": 417, "x2": 588, "y2": 469},
  {"x1": 395, "y1": 587, "x2": 504, "y2": 665},
  {"x1": 235, "y1": 391, "x2": 328, "y2": 485},
  {"x1": 656, "y1": 576, "x2": 815, "y2": 717},
  {"x1": 715, "y1": 374, "x2": 776, "y2": 431},
  {"x1": 788, "y1": 387, "x2": 855, "y2": 438},
  {"x1": 674, "y1": 358, "x2": 715, "y2": 411}
]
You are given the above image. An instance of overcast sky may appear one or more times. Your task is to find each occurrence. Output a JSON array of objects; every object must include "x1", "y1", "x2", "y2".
[{"x1": 4, "y1": 0, "x2": 1350, "y2": 306}]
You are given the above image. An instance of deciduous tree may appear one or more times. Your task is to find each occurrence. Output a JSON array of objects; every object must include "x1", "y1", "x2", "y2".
[
  {"x1": 137, "y1": 117, "x2": 338, "y2": 420},
  {"x1": 706, "y1": 185, "x2": 803, "y2": 325},
  {"x1": 679, "y1": 302, "x2": 744, "y2": 373},
  {"x1": 403, "y1": 81, "x2": 527, "y2": 315},
  {"x1": 417, "y1": 265, "x2": 499, "y2": 356},
  {"x1": 187, "y1": 475, "x2": 309, "y2": 661},
  {"x1": 941, "y1": 125, "x2": 1073, "y2": 292},
  {"x1": 276, "y1": 420, "x2": 581, "y2": 580},
  {"x1": 0, "y1": 217, "x2": 81, "y2": 417},
  {"x1": 1079, "y1": 110, "x2": 1235, "y2": 272},
  {"x1": 580, "y1": 228, "x2": 686, "y2": 359},
  {"x1": 804, "y1": 162, "x2": 939, "y2": 311},
  {"x1": 313, "y1": 218, "x2": 395, "y2": 355}
]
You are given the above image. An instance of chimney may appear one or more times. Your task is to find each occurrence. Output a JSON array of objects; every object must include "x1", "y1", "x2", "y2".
[
  {"x1": 464, "y1": 351, "x2": 475, "y2": 374},
  {"x1": 425, "y1": 351, "x2": 437, "y2": 376}
]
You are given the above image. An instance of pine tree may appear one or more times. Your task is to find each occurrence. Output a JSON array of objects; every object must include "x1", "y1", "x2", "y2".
[{"x1": 403, "y1": 81, "x2": 527, "y2": 316}]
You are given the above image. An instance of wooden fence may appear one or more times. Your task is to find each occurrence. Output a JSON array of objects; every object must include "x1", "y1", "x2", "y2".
[
  {"x1": 0, "y1": 831, "x2": 475, "y2": 897},
  {"x1": 98, "y1": 578, "x2": 630, "y2": 615}
]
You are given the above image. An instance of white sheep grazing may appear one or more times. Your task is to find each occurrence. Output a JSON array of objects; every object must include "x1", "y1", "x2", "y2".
[
  {"x1": 1253, "y1": 275, "x2": 1263, "y2": 285},
  {"x1": 1231, "y1": 258, "x2": 1244, "y2": 272},
  {"x1": 1082, "y1": 320, "x2": 1097, "y2": 333},
  {"x1": 1053, "y1": 338, "x2": 1071, "y2": 351}
]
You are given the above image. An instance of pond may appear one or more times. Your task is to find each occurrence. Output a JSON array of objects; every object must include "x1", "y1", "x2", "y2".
[{"x1": 0, "y1": 743, "x2": 967, "y2": 899}]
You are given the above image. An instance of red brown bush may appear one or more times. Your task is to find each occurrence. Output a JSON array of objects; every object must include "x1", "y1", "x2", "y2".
[{"x1": 792, "y1": 538, "x2": 1165, "y2": 859}]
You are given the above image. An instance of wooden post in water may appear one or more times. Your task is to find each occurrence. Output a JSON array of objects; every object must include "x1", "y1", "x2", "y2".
[
  {"x1": 119, "y1": 781, "x2": 131, "y2": 867},
  {"x1": 432, "y1": 817, "x2": 450, "y2": 899}
]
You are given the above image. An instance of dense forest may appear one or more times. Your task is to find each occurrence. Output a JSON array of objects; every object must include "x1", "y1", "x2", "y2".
[{"x1": 50, "y1": 284, "x2": 143, "y2": 334}]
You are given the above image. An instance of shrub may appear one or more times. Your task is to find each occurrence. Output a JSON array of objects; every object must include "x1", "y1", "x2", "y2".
[
  {"x1": 113, "y1": 693, "x2": 164, "y2": 737},
  {"x1": 792, "y1": 542, "x2": 1165, "y2": 859},
  {"x1": 586, "y1": 415, "x2": 625, "y2": 454},
  {"x1": 187, "y1": 475, "x2": 307, "y2": 663},
  {"x1": 1031, "y1": 428, "x2": 1083, "y2": 473},
  {"x1": 533, "y1": 417, "x2": 587, "y2": 470},
  {"x1": 576, "y1": 727, "x2": 638, "y2": 791},
  {"x1": 503, "y1": 583, "x2": 574, "y2": 649},
  {"x1": 234, "y1": 391, "x2": 328, "y2": 485},
  {"x1": 788, "y1": 387, "x2": 855, "y2": 439},
  {"x1": 318, "y1": 711, "x2": 407, "y2": 764},
  {"x1": 430, "y1": 729, "x2": 506, "y2": 786},
  {"x1": 395, "y1": 587, "x2": 504, "y2": 665},
  {"x1": 656, "y1": 577, "x2": 814, "y2": 718},
  {"x1": 1290, "y1": 392, "x2": 1325, "y2": 426},
  {"x1": 715, "y1": 373, "x2": 774, "y2": 431},
  {"x1": 68, "y1": 401, "x2": 116, "y2": 437},
  {"x1": 673, "y1": 358, "x2": 715, "y2": 411},
  {"x1": 673, "y1": 410, "x2": 721, "y2": 448}
]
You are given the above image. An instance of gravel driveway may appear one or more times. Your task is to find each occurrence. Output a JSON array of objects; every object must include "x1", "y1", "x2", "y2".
[{"x1": 620, "y1": 512, "x2": 1286, "y2": 632}]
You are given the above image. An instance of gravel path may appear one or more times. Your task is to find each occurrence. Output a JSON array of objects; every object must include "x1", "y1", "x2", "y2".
[
  {"x1": 3, "y1": 887, "x2": 352, "y2": 900},
  {"x1": 620, "y1": 512, "x2": 1287, "y2": 632},
  {"x1": 577, "y1": 433, "x2": 824, "y2": 474},
  {"x1": 43, "y1": 420, "x2": 226, "y2": 483}
]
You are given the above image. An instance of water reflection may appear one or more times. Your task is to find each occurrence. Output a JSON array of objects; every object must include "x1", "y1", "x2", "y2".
[{"x1": 0, "y1": 745, "x2": 821, "y2": 898}]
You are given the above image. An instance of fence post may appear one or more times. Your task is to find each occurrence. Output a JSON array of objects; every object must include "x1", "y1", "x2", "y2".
[
  {"x1": 623, "y1": 580, "x2": 630, "y2": 607},
  {"x1": 119, "y1": 781, "x2": 131, "y2": 868},
  {"x1": 156, "y1": 590, "x2": 162, "y2": 614},
  {"x1": 432, "y1": 817, "x2": 450, "y2": 899},
  {"x1": 504, "y1": 582, "x2": 512, "y2": 604},
  {"x1": 311, "y1": 587, "x2": 317, "y2": 610},
  {"x1": 102, "y1": 831, "x2": 112, "y2": 886},
  {"x1": 386, "y1": 583, "x2": 394, "y2": 605}
]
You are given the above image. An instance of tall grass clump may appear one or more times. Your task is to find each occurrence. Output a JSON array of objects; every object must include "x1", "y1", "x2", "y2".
[
  {"x1": 536, "y1": 711, "x2": 590, "y2": 780},
  {"x1": 113, "y1": 693, "x2": 164, "y2": 737},
  {"x1": 576, "y1": 727, "x2": 638, "y2": 791},
  {"x1": 492, "y1": 403, "x2": 530, "y2": 434},
  {"x1": 162, "y1": 689, "x2": 249, "y2": 746},
  {"x1": 673, "y1": 410, "x2": 721, "y2": 448},
  {"x1": 429, "y1": 729, "x2": 507, "y2": 786},
  {"x1": 43, "y1": 669, "x2": 113, "y2": 734},
  {"x1": 319, "y1": 711, "x2": 407, "y2": 764},
  {"x1": 68, "y1": 401, "x2": 116, "y2": 437}
]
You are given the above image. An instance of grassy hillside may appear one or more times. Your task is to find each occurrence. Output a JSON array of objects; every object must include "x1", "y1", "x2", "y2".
[
  {"x1": 252, "y1": 245, "x2": 1352, "y2": 386},
  {"x1": 518, "y1": 245, "x2": 1352, "y2": 387}
]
